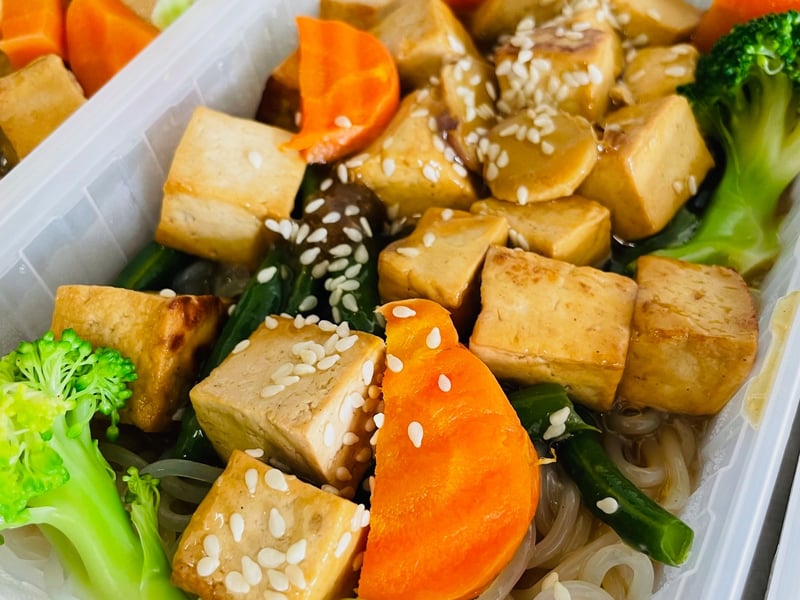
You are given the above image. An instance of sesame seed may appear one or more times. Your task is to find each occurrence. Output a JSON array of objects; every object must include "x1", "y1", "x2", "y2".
[
  {"x1": 345, "y1": 263, "x2": 362, "y2": 278},
  {"x1": 241, "y1": 556, "x2": 262, "y2": 585},
  {"x1": 673, "y1": 180, "x2": 684, "y2": 194},
  {"x1": 392, "y1": 305, "x2": 416, "y2": 318},
  {"x1": 496, "y1": 150, "x2": 510, "y2": 168},
  {"x1": 541, "y1": 141, "x2": 555, "y2": 155},
  {"x1": 597, "y1": 496, "x2": 620, "y2": 514},
  {"x1": 293, "y1": 363, "x2": 316, "y2": 376},
  {"x1": 448, "y1": 33, "x2": 465, "y2": 54},
  {"x1": 318, "y1": 354, "x2": 341, "y2": 370},
  {"x1": 688, "y1": 175, "x2": 698, "y2": 195},
  {"x1": 543, "y1": 422, "x2": 566, "y2": 440},
  {"x1": 279, "y1": 219, "x2": 293, "y2": 241},
  {"x1": 245, "y1": 468, "x2": 258, "y2": 494},
  {"x1": 225, "y1": 571, "x2": 250, "y2": 594},
  {"x1": 516, "y1": 186, "x2": 529, "y2": 205},
  {"x1": 587, "y1": 64, "x2": 604, "y2": 85},
  {"x1": 230, "y1": 512, "x2": 245, "y2": 542},
  {"x1": 337, "y1": 163, "x2": 349, "y2": 183},
  {"x1": 204, "y1": 534, "x2": 221, "y2": 558},
  {"x1": 299, "y1": 247, "x2": 321, "y2": 266},
  {"x1": 328, "y1": 258, "x2": 349, "y2": 273},
  {"x1": 196, "y1": 556, "x2": 220, "y2": 577},
  {"x1": 335, "y1": 335, "x2": 358, "y2": 352},
  {"x1": 267, "y1": 569, "x2": 290, "y2": 592},
  {"x1": 265, "y1": 468, "x2": 289, "y2": 492},
  {"x1": 331, "y1": 244, "x2": 354, "y2": 258},
  {"x1": 258, "y1": 266, "x2": 278, "y2": 283},
  {"x1": 298, "y1": 295, "x2": 318, "y2": 312},
  {"x1": 627, "y1": 69, "x2": 646, "y2": 82},
  {"x1": 665, "y1": 65, "x2": 688, "y2": 78},
  {"x1": 411, "y1": 107, "x2": 430, "y2": 118},
  {"x1": 322, "y1": 484, "x2": 341, "y2": 495},
  {"x1": 320, "y1": 177, "x2": 334, "y2": 191},
  {"x1": 408, "y1": 421, "x2": 424, "y2": 448},
  {"x1": 337, "y1": 466, "x2": 353, "y2": 481},
  {"x1": 343, "y1": 432, "x2": 360, "y2": 446},
  {"x1": 269, "y1": 508, "x2": 287, "y2": 538},
  {"x1": 337, "y1": 320, "x2": 350, "y2": 336},
  {"x1": 295, "y1": 223, "x2": 310, "y2": 245},
  {"x1": 318, "y1": 319, "x2": 337, "y2": 332},
  {"x1": 323, "y1": 211, "x2": 343, "y2": 224},
  {"x1": 438, "y1": 374, "x2": 452, "y2": 392},
  {"x1": 232, "y1": 339, "x2": 250, "y2": 354},
  {"x1": 362, "y1": 359, "x2": 375, "y2": 385},
  {"x1": 355, "y1": 244, "x2": 370, "y2": 264},
  {"x1": 159, "y1": 288, "x2": 177, "y2": 298},
  {"x1": 285, "y1": 564, "x2": 307, "y2": 589},
  {"x1": 258, "y1": 547, "x2": 286, "y2": 568},
  {"x1": 396, "y1": 246, "x2": 421, "y2": 258},
  {"x1": 486, "y1": 162, "x2": 499, "y2": 181},
  {"x1": 356, "y1": 447, "x2": 372, "y2": 462},
  {"x1": 334, "y1": 115, "x2": 353, "y2": 128},
  {"x1": 324, "y1": 422, "x2": 336, "y2": 448},
  {"x1": 342, "y1": 293, "x2": 359, "y2": 312},
  {"x1": 335, "y1": 532, "x2": 353, "y2": 558},
  {"x1": 387, "y1": 354, "x2": 404, "y2": 373},
  {"x1": 373, "y1": 413, "x2": 385, "y2": 428},
  {"x1": 423, "y1": 232, "x2": 436, "y2": 247},
  {"x1": 344, "y1": 227, "x2": 363, "y2": 243},
  {"x1": 425, "y1": 327, "x2": 442, "y2": 349},
  {"x1": 423, "y1": 163, "x2": 440, "y2": 183},
  {"x1": 245, "y1": 447, "x2": 264, "y2": 458}
]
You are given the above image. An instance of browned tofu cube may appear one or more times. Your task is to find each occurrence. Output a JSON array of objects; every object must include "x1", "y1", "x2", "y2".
[
  {"x1": 623, "y1": 43, "x2": 699, "y2": 104},
  {"x1": 255, "y1": 50, "x2": 300, "y2": 133},
  {"x1": 469, "y1": 0, "x2": 565, "y2": 43},
  {"x1": 617, "y1": 256, "x2": 758, "y2": 415},
  {"x1": 50, "y1": 285, "x2": 226, "y2": 432},
  {"x1": 0, "y1": 55, "x2": 86, "y2": 159},
  {"x1": 482, "y1": 107, "x2": 598, "y2": 204},
  {"x1": 320, "y1": 0, "x2": 400, "y2": 29},
  {"x1": 155, "y1": 106, "x2": 305, "y2": 268},
  {"x1": 611, "y1": 0, "x2": 702, "y2": 46},
  {"x1": 471, "y1": 196, "x2": 611, "y2": 266},
  {"x1": 191, "y1": 315, "x2": 384, "y2": 498},
  {"x1": 371, "y1": 0, "x2": 482, "y2": 88},
  {"x1": 495, "y1": 21, "x2": 622, "y2": 121},
  {"x1": 172, "y1": 450, "x2": 368, "y2": 599},
  {"x1": 470, "y1": 247, "x2": 637, "y2": 411},
  {"x1": 579, "y1": 94, "x2": 715, "y2": 241},
  {"x1": 378, "y1": 207, "x2": 508, "y2": 331},
  {"x1": 347, "y1": 88, "x2": 478, "y2": 223}
]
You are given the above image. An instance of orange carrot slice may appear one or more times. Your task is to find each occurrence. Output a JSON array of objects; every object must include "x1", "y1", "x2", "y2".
[
  {"x1": 0, "y1": 0, "x2": 66, "y2": 70},
  {"x1": 693, "y1": 0, "x2": 800, "y2": 52},
  {"x1": 283, "y1": 16, "x2": 400, "y2": 164},
  {"x1": 358, "y1": 298, "x2": 540, "y2": 600},
  {"x1": 65, "y1": 0, "x2": 159, "y2": 97}
]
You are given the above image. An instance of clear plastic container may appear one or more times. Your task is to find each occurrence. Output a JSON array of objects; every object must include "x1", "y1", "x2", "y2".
[{"x1": 1, "y1": 1, "x2": 799, "y2": 598}]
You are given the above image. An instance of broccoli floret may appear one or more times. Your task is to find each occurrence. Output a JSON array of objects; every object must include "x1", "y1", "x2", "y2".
[
  {"x1": 654, "y1": 11, "x2": 800, "y2": 280},
  {"x1": 0, "y1": 329, "x2": 187, "y2": 599}
]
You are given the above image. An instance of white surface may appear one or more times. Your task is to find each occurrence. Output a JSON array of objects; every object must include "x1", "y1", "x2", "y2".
[{"x1": 0, "y1": 0, "x2": 798, "y2": 599}]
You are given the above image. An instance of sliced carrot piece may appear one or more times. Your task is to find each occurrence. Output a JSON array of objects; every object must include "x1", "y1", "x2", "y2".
[
  {"x1": 358, "y1": 299, "x2": 540, "y2": 600},
  {"x1": 693, "y1": 0, "x2": 800, "y2": 52},
  {"x1": 283, "y1": 16, "x2": 400, "y2": 164},
  {"x1": 0, "y1": 0, "x2": 66, "y2": 70},
  {"x1": 65, "y1": 0, "x2": 159, "y2": 97}
]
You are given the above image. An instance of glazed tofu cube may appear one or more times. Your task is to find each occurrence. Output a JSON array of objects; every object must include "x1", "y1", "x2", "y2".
[
  {"x1": 0, "y1": 55, "x2": 85, "y2": 158},
  {"x1": 495, "y1": 21, "x2": 621, "y2": 121},
  {"x1": 320, "y1": 0, "x2": 399, "y2": 29},
  {"x1": 439, "y1": 56, "x2": 499, "y2": 173},
  {"x1": 347, "y1": 88, "x2": 478, "y2": 223},
  {"x1": 578, "y1": 94, "x2": 715, "y2": 241},
  {"x1": 371, "y1": 0, "x2": 482, "y2": 88},
  {"x1": 617, "y1": 256, "x2": 758, "y2": 416},
  {"x1": 172, "y1": 450, "x2": 368, "y2": 600},
  {"x1": 470, "y1": 0, "x2": 565, "y2": 43},
  {"x1": 155, "y1": 106, "x2": 305, "y2": 268},
  {"x1": 191, "y1": 316, "x2": 384, "y2": 498},
  {"x1": 611, "y1": 0, "x2": 702, "y2": 46},
  {"x1": 623, "y1": 44, "x2": 699, "y2": 104},
  {"x1": 255, "y1": 50, "x2": 300, "y2": 133},
  {"x1": 471, "y1": 196, "x2": 611, "y2": 266},
  {"x1": 50, "y1": 285, "x2": 226, "y2": 432},
  {"x1": 470, "y1": 247, "x2": 637, "y2": 411},
  {"x1": 378, "y1": 207, "x2": 508, "y2": 331},
  {"x1": 483, "y1": 106, "x2": 597, "y2": 204}
]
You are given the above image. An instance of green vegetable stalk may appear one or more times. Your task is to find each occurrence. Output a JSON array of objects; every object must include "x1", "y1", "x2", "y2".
[
  {"x1": 656, "y1": 11, "x2": 800, "y2": 280},
  {"x1": 508, "y1": 383, "x2": 694, "y2": 567},
  {"x1": 0, "y1": 330, "x2": 187, "y2": 600}
]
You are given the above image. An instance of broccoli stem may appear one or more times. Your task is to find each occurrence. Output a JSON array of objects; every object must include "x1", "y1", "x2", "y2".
[{"x1": 23, "y1": 419, "x2": 185, "y2": 599}]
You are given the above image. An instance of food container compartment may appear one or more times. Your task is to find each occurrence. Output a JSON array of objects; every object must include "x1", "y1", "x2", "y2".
[{"x1": 1, "y1": 0, "x2": 799, "y2": 598}]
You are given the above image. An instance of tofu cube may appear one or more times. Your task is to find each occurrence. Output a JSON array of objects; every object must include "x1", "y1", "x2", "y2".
[
  {"x1": 471, "y1": 196, "x2": 611, "y2": 266},
  {"x1": 578, "y1": 94, "x2": 715, "y2": 241},
  {"x1": 611, "y1": 0, "x2": 702, "y2": 46},
  {"x1": 50, "y1": 285, "x2": 227, "y2": 432},
  {"x1": 483, "y1": 107, "x2": 598, "y2": 204},
  {"x1": 495, "y1": 22, "x2": 622, "y2": 121},
  {"x1": 348, "y1": 88, "x2": 478, "y2": 223},
  {"x1": 470, "y1": 0, "x2": 565, "y2": 43},
  {"x1": 617, "y1": 256, "x2": 758, "y2": 416},
  {"x1": 172, "y1": 450, "x2": 368, "y2": 600},
  {"x1": 320, "y1": 0, "x2": 400, "y2": 30},
  {"x1": 623, "y1": 43, "x2": 699, "y2": 104},
  {"x1": 371, "y1": 0, "x2": 482, "y2": 89},
  {"x1": 470, "y1": 247, "x2": 638, "y2": 411},
  {"x1": 378, "y1": 207, "x2": 508, "y2": 331},
  {"x1": 0, "y1": 55, "x2": 85, "y2": 159},
  {"x1": 155, "y1": 106, "x2": 305, "y2": 268},
  {"x1": 255, "y1": 50, "x2": 301, "y2": 133},
  {"x1": 191, "y1": 316, "x2": 385, "y2": 498}
]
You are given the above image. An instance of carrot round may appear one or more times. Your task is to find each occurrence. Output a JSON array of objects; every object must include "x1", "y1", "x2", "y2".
[
  {"x1": 0, "y1": 0, "x2": 66, "y2": 70},
  {"x1": 358, "y1": 299, "x2": 540, "y2": 600},
  {"x1": 283, "y1": 16, "x2": 400, "y2": 164},
  {"x1": 693, "y1": 0, "x2": 800, "y2": 52},
  {"x1": 65, "y1": 0, "x2": 159, "y2": 97}
]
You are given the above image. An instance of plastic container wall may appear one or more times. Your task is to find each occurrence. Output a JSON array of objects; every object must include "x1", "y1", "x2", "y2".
[{"x1": 1, "y1": 1, "x2": 799, "y2": 599}]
